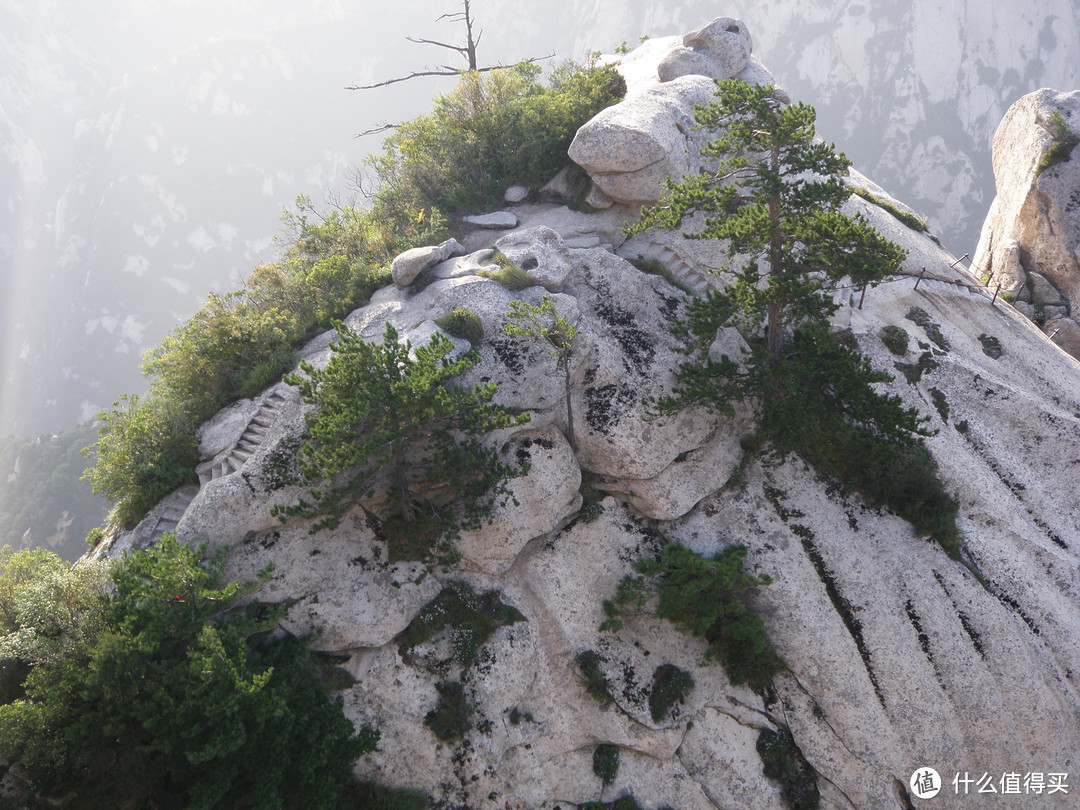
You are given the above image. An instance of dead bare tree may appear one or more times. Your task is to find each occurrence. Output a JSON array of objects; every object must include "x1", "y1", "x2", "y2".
[{"x1": 348, "y1": 0, "x2": 551, "y2": 136}]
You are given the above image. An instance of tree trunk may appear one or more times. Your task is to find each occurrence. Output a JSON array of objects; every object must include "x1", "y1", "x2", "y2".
[
  {"x1": 463, "y1": 0, "x2": 478, "y2": 70},
  {"x1": 393, "y1": 442, "x2": 413, "y2": 522},
  {"x1": 563, "y1": 361, "x2": 577, "y2": 453}
]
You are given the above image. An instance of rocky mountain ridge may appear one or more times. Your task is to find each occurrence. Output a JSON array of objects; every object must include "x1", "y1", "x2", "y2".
[{"x1": 89, "y1": 21, "x2": 1080, "y2": 810}]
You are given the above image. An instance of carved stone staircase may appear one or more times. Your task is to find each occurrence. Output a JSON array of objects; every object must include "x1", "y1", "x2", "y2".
[
  {"x1": 144, "y1": 484, "x2": 200, "y2": 542},
  {"x1": 621, "y1": 241, "x2": 717, "y2": 295},
  {"x1": 198, "y1": 390, "x2": 289, "y2": 486}
]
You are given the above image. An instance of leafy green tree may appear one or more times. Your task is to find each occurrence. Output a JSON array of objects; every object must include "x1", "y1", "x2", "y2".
[
  {"x1": 632, "y1": 79, "x2": 906, "y2": 358},
  {"x1": 505, "y1": 295, "x2": 579, "y2": 451},
  {"x1": 81, "y1": 393, "x2": 200, "y2": 528},
  {"x1": 274, "y1": 323, "x2": 529, "y2": 559},
  {"x1": 601, "y1": 542, "x2": 781, "y2": 693},
  {"x1": 0, "y1": 536, "x2": 374, "y2": 809},
  {"x1": 369, "y1": 61, "x2": 625, "y2": 229}
]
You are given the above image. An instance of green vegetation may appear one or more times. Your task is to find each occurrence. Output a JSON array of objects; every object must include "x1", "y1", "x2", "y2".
[
  {"x1": 505, "y1": 295, "x2": 580, "y2": 450},
  {"x1": 272, "y1": 322, "x2": 528, "y2": 562},
  {"x1": 978, "y1": 333, "x2": 1004, "y2": 359},
  {"x1": 930, "y1": 388, "x2": 950, "y2": 423},
  {"x1": 880, "y1": 325, "x2": 910, "y2": 356},
  {"x1": 424, "y1": 680, "x2": 473, "y2": 741},
  {"x1": 630, "y1": 79, "x2": 906, "y2": 358},
  {"x1": 397, "y1": 580, "x2": 523, "y2": 668},
  {"x1": 435, "y1": 307, "x2": 484, "y2": 347},
  {"x1": 905, "y1": 307, "x2": 949, "y2": 351},
  {"x1": 852, "y1": 187, "x2": 929, "y2": 232},
  {"x1": 628, "y1": 79, "x2": 960, "y2": 556},
  {"x1": 602, "y1": 542, "x2": 781, "y2": 693},
  {"x1": 757, "y1": 727, "x2": 820, "y2": 810},
  {"x1": 0, "y1": 426, "x2": 109, "y2": 561},
  {"x1": 368, "y1": 61, "x2": 625, "y2": 231},
  {"x1": 0, "y1": 536, "x2": 373, "y2": 809},
  {"x1": 479, "y1": 250, "x2": 537, "y2": 290},
  {"x1": 648, "y1": 663, "x2": 694, "y2": 723},
  {"x1": 894, "y1": 350, "x2": 939, "y2": 385},
  {"x1": 1036, "y1": 109, "x2": 1078, "y2": 177},
  {"x1": 592, "y1": 743, "x2": 620, "y2": 785},
  {"x1": 83, "y1": 55, "x2": 620, "y2": 530},
  {"x1": 83, "y1": 199, "x2": 440, "y2": 529},
  {"x1": 575, "y1": 649, "x2": 615, "y2": 707}
]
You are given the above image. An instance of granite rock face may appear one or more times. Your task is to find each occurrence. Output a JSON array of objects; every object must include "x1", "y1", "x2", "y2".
[
  {"x1": 973, "y1": 88, "x2": 1080, "y2": 358},
  {"x1": 90, "y1": 29, "x2": 1080, "y2": 810}
]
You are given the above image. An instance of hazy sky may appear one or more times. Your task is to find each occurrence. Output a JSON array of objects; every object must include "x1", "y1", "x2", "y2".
[{"x1": 1, "y1": 0, "x2": 1076, "y2": 437}]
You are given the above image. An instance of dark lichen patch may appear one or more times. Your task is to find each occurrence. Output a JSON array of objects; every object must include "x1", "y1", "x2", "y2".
[
  {"x1": 489, "y1": 337, "x2": 525, "y2": 376},
  {"x1": 905, "y1": 307, "x2": 950, "y2": 351},
  {"x1": 1032, "y1": 515, "x2": 1069, "y2": 549},
  {"x1": 397, "y1": 581, "x2": 524, "y2": 669},
  {"x1": 930, "y1": 388, "x2": 949, "y2": 423},
  {"x1": 585, "y1": 383, "x2": 637, "y2": 434},
  {"x1": 764, "y1": 485, "x2": 805, "y2": 522},
  {"x1": 592, "y1": 279, "x2": 657, "y2": 373},
  {"x1": 978, "y1": 333, "x2": 1004, "y2": 359},
  {"x1": 895, "y1": 351, "x2": 939, "y2": 384},
  {"x1": 986, "y1": 581, "x2": 1041, "y2": 637},
  {"x1": 905, "y1": 600, "x2": 933, "y2": 663},
  {"x1": 797, "y1": 524, "x2": 886, "y2": 708},
  {"x1": 931, "y1": 571, "x2": 987, "y2": 659}
]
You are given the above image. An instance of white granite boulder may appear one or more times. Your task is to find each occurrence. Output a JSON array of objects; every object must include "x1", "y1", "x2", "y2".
[
  {"x1": 567, "y1": 75, "x2": 719, "y2": 204},
  {"x1": 391, "y1": 237, "x2": 466, "y2": 287},
  {"x1": 494, "y1": 226, "x2": 574, "y2": 291},
  {"x1": 658, "y1": 17, "x2": 753, "y2": 83}
]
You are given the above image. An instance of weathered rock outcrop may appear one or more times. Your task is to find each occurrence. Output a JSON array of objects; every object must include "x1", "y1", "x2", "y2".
[
  {"x1": 91, "y1": 28, "x2": 1080, "y2": 810},
  {"x1": 973, "y1": 88, "x2": 1080, "y2": 358},
  {"x1": 568, "y1": 17, "x2": 782, "y2": 205}
]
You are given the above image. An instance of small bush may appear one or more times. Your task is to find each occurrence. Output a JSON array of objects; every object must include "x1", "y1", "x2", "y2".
[
  {"x1": 84, "y1": 527, "x2": 105, "y2": 548},
  {"x1": 369, "y1": 62, "x2": 626, "y2": 227},
  {"x1": 480, "y1": 251, "x2": 536, "y2": 290},
  {"x1": 880, "y1": 325, "x2": 909, "y2": 355},
  {"x1": 593, "y1": 744, "x2": 620, "y2": 786},
  {"x1": 424, "y1": 680, "x2": 473, "y2": 741},
  {"x1": 955, "y1": 420, "x2": 970, "y2": 434},
  {"x1": 757, "y1": 727, "x2": 820, "y2": 810},
  {"x1": 575, "y1": 649, "x2": 614, "y2": 707},
  {"x1": 603, "y1": 543, "x2": 782, "y2": 693},
  {"x1": 978, "y1": 334, "x2": 1003, "y2": 359},
  {"x1": 648, "y1": 664, "x2": 694, "y2": 723},
  {"x1": 852, "y1": 187, "x2": 928, "y2": 233},
  {"x1": 435, "y1": 308, "x2": 484, "y2": 347}
]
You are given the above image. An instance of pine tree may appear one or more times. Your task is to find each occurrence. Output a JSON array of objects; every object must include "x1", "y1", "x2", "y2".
[
  {"x1": 631, "y1": 79, "x2": 906, "y2": 358},
  {"x1": 630, "y1": 80, "x2": 961, "y2": 555},
  {"x1": 505, "y1": 295, "x2": 579, "y2": 451},
  {"x1": 274, "y1": 322, "x2": 529, "y2": 559}
]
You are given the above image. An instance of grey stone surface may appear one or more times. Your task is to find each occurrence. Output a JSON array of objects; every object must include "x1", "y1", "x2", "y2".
[{"x1": 391, "y1": 237, "x2": 466, "y2": 287}]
